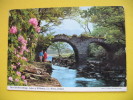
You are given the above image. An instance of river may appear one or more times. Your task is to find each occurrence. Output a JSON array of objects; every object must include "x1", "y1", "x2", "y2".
[
  {"x1": 51, "y1": 65, "x2": 106, "y2": 87},
  {"x1": 48, "y1": 56, "x2": 106, "y2": 87}
]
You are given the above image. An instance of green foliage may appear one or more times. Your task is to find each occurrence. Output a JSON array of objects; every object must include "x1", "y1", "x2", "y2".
[
  {"x1": 114, "y1": 48, "x2": 125, "y2": 57},
  {"x1": 49, "y1": 42, "x2": 69, "y2": 57},
  {"x1": 72, "y1": 34, "x2": 78, "y2": 37},
  {"x1": 80, "y1": 33, "x2": 92, "y2": 38},
  {"x1": 81, "y1": 6, "x2": 125, "y2": 44},
  {"x1": 80, "y1": 6, "x2": 126, "y2": 61},
  {"x1": 36, "y1": 33, "x2": 54, "y2": 52},
  {"x1": 8, "y1": 6, "x2": 126, "y2": 85},
  {"x1": 39, "y1": 7, "x2": 79, "y2": 33},
  {"x1": 88, "y1": 43, "x2": 107, "y2": 60},
  {"x1": 8, "y1": 7, "x2": 78, "y2": 86},
  {"x1": 39, "y1": 7, "x2": 79, "y2": 24},
  {"x1": 8, "y1": 9, "x2": 40, "y2": 86}
]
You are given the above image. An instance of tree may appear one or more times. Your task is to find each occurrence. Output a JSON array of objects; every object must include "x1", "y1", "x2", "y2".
[
  {"x1": 80, "y1": 6, "x2": 126, "y2": 63},
  {"x1": 81, "y1": 6, "x2": 125, "y2": 44},
  {"x1": 8, "y1": 7, "x2": 79, "y2": 86},
  {"x1": 39, "y1": 7, "x2": 79, "y2": 34},
  {"x1": 88, "y1": 43, "x2": 107, "y2": 60},
  {"x1": 8, "y1": 9, "x2": 41, "y2": 86},
  {"x1": 49, "y1": 42, "x2": 68, "y2": 57},
  {"x1": 71, "y1": 9, "x2": 92, "y2": 34},
  {"x1": 36, "y1": 33, "x2": 54, "y2": 52},
  {"x1": 74, "y1": 17, "x2": 92, "y2": 34}
]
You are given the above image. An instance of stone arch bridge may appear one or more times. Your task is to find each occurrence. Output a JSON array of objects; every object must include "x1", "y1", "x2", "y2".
[{"x1": 51, "y1": 34, "x2": 115, "y2": 68}]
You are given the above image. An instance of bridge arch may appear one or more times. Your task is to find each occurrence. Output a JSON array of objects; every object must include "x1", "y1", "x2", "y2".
[
  {"x1": 51, "y1": 35, "x2": 79, "y2": 65},
  {"x1": 89, "y1": 38, "x2": 112, "y2": 52},
  {"x1": 88, "y1": 39, "x2": 114, "y2": 61},
  {"x1": 49, "y1": 34, "x2": 112, "y2": 68}
]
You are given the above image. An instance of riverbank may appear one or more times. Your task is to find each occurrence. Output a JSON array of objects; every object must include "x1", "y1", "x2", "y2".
[
  {"x1": 24, "y1": 62, "x2": 61, "y2": 87},
  {"x1": 51, "y1": 64, "x2": 106, "y2": 87},
  {"x1": 51, "y1": 56, "x2": 126, "y2": 86},
  {"x1": 48, "y1": 53, "x2": 73, "y2": 57},
  {"x1": 52, "y1": 55, "x2": 76, "y2": 69}
]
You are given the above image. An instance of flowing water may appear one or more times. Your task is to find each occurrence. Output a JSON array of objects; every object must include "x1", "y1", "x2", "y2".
[
  {"x1": 48, "y1": 56, "x2": 106, "y2": 87},
  {"x1": 51, "y1": 65, "x2": 106, "y2": 87}
]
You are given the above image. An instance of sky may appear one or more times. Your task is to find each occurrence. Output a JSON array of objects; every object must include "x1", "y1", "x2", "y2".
[
  {"x1": 41, "y1": 7, "x2": 93, "y2": 36},
  {"x1": 41, "y1": 7, "x2": 93, "y2": 50},
  {"x1": 52, "y1": 19, "x2": 93, "y2": 36}
]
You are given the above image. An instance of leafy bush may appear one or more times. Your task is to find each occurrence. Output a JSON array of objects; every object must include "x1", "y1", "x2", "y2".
[
  {"x1": 8, "y1": 9, "x2": 40, "y2": 86},
  {"x1": 88, "y1": 43, "x2": 106, "y2": 60}
]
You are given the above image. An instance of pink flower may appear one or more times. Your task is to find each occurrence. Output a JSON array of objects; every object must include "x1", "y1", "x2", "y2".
[
  {"x1": 35, "y1": 26, "x2": 41, "y2": 33},
  {"x1": 9, "y1": 26, "x2": 17, "y2": 34},
  {"x1": 18, "y1": 36, "x2": 27, "y2": 45},
  {"x1": 24, "y1": 80, "x2": 27, "y2": 85},
  {"x1": 17, "y1": 62, "x2": 21, "y2": 65},
  {"x1": 19, "y1": 49, "x2": 24, "y2": 55},
  {"x1": 24, "y1": 40, "x2": 27, "y2": 44},
  {"x1": 18, "y1": 35, "x2": 24, "y2": 42},
  {"x1": 16, "y1": 71, "x2": 21, "y2": 76},
  {"x1": 21, "y1": 57, "x2": 28, "y2": 61},
  {"x1": 15, "y1": 78, "x2": 19, "y2": 82},
  {"x1": 23, "y1": 43, "x2": 27, "y2": 47},
  {"x1": 21, "y1": 75, "x2": 25, "y2": 80},
  {"x1": 21, "y1": 40, "x2": 25, "y2": 44},
  {"x1": 8, "y1": 77, "x2": 13, "y2": 81},
  {"x1": 16, "y1": 54, "x2": 20, "y2": 58},
  {"x1": 21, "y1": 40, "x2": 27, "y2": 44},
  {"x1": 29, "y1": 18, "x2": 38, "y2": 27},
  {"x1": 21, "y1": 45, "x2": 27, "y2": 50},
  {"x1": 11, "y1": 65, "x2": 17, "y2": 69},
  {"x1": 25, "y1": 49, "x2": 30, "y2": 52}
]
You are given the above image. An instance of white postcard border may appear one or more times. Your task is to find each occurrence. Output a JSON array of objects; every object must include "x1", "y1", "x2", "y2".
[{"x1": 7, "y1": 86, "x2": 127, "y2": 92}]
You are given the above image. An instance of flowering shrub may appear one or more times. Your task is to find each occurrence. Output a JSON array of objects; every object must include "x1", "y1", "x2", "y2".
[
  {"x1": 29, "y1": 18, "x2": 41, "y2": 33},
  {"x1": 35, "y1": 26, "x2": 41, "y2": 33},
  {"x1": 8, "y1": 9, "x2": 41, "y2": 86},
  {"x1": 8, "y1": 8, "x2": 71, "y2": 86},
  {"x1": 9, "y1": 26, "x2": 18, "y2": 34},
  {"x1": 29, "y1": 18, "x2": 38, "y2": 27}
]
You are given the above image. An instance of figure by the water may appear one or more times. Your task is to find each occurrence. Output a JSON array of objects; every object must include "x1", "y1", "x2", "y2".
[
  {"x1": 44, "y1": 51, "x2": 48, "y2": 62},
  {"x1": 39, "y1": 50, "x2": 43, "y2": 62}
]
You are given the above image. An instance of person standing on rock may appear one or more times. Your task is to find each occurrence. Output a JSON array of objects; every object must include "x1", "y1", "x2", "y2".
[
  {"x1": 39, "y1": 50, "x2": 43, "y2": 62},
  {"x1": 44, "y1": 51, "x2": 48, "y2": 62}
]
